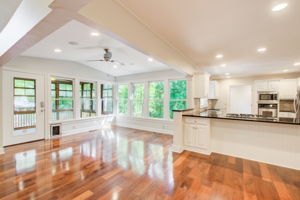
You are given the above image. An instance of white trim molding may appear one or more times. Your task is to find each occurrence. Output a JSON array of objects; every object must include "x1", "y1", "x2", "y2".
[{"x1": 0, "y1": 147, "x2": 4, "y2": 154}]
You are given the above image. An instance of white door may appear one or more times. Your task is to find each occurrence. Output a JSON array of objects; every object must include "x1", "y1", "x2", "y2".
[
  {"x1": 229, "y1": 85, "x2": 252, "y2": 114},
  {"x1": 3, "y1": 71, "x2": 45, "y2": 146}
]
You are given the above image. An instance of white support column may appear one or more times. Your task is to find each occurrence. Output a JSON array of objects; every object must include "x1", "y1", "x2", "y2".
[
  {"x1": 143, "y1": 81, "x2": 149, "y2": 118},
  {"x1": 0, "y1": 68, "x2": 4, "y2": 154},
  {"x1": 171, "y1": 111, "x2": 184, "y2": 153}
]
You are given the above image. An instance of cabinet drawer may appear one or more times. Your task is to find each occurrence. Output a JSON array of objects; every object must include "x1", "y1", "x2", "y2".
[{"x1": 184, "y1": 117, "x2": 209, "y2": 125}]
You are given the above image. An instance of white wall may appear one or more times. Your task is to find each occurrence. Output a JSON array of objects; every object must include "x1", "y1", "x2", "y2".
[
  {"x1": 1, "y1": 56, "x2": 116, "y2": 145},
  {"x1": 0, "y1": 68, "x2": 4, "y2": 153},
  {"x1": 5, "y1": 56, "x2": 115, "y2": 81}
]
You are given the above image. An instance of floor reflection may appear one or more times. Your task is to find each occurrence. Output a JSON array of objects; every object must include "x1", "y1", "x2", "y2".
[{"x1": 15, "y1": 149, "x2": 36, "y2": 174}]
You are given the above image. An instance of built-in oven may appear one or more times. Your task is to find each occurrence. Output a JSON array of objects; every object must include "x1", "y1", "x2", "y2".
[
  {"x1": 258, "y1": 104, "x2": 278, "y2": 118},
  {"x1": 258, "y1": 92, "x2": 278, "y2": 104}
]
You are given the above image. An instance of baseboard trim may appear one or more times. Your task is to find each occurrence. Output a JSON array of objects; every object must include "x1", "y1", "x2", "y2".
[
  {"x1": 62, "y1": 125, "x2": 102, "y2": 136},
  {"x1": 115, "y1": 122, "x2": 174, "y2": 135},
  {"x1": 0, "y1": 147, "x2": 5, "y2": 154},
  {"x1": 171, "y1": 145, "x2": 184, "y2": 153}
]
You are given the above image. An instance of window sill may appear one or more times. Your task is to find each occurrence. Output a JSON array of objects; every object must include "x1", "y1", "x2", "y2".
[{"x1": 116, "y1": 115, "x2": 174, "y2": 122}]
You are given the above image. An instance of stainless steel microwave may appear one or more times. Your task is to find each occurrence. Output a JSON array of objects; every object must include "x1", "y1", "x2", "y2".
[{"x1": 258, "y1": 92, "x2": 278, "y2": 104}]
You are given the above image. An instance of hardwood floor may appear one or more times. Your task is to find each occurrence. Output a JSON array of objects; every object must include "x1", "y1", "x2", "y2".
[{"x1": 0, "y1": 126, "x2": 299, "y2": 200}]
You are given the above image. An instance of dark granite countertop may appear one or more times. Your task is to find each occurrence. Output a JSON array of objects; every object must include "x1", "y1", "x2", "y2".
[
  {"x1": 183, "y1": 110, "x2": 300, "y2": 125},
  {"x1": 173, "y1": 108, "x2": 194, "y2": 112}
]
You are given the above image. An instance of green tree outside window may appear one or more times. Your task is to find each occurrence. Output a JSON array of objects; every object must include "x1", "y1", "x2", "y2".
[
  {"x1": 169, "y1": 80, "x2": 187, "y2": 119},
  {"x1": 149, "y1": 82, "x2": 164, "y2": 118}
]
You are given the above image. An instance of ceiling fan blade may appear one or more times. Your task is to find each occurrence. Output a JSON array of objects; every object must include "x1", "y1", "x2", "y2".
[{"x1": 87, "y1": 60, "x2": 102, "y2": 62}]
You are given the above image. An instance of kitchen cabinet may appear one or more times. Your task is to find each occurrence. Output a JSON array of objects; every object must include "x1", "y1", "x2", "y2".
[
  {"x1": 193, "y1": 73, "x2": 210, "y2": 98},
  {"x1": 183, "y1": 117, "x2": 210, "y2": 153},
  {"x1": 255, "y1": 80, "x2": 279, "y2": 92},
  {"x1": 279, "y1": 79, "x2": 297, "y2": 99},
  {"x1": 208, "y1": 80, "x2": 219, "y2": 99},
  {"x1": 278, "y1": 112, "x2": 296, "y2": 118}
]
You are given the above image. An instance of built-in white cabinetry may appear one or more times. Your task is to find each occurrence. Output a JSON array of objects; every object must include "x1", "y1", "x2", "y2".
[
  {"x1": 193, "y1": 73, "x2": 210, "y2": 98},
  {"x1": 208, "y1": 80, "x2": 219, "y2": 99},
  {"x1": 279, "y1": 79, "x2": 297, "y2": 99},
  {"x1": 183, "y1": 117, "x2": 210, "y2": 154},
  {"x1": 278, "y1": 112, "x2": 296, "y2": 118},
  {"x1": 255, "y1": 80, "x2": 280, "y2": 92}
]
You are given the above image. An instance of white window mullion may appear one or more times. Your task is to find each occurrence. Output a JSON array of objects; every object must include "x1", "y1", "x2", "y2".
[
  {"x1": 128, "y1": 83, "x2": 132, "y2": 117},
  {"x1": 96, "y1": 82, "x2": 101, "y2": 116}
]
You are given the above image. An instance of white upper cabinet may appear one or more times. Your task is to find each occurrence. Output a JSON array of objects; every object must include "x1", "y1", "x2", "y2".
[
  {"x1": 255, "y1": 80, "x2": 279, "y2": 92},
  {"x1": 208, "y1": 80, "x2": 219, "y2": 99},
  {"x1": 193, "y1": 73, "x2": 210, "y2": 98},
  {"x1": 279, "y1": 79, "x2": 298, "y2": 99}
]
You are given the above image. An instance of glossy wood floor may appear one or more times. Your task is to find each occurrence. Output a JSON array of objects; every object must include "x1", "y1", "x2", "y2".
[{"x1": 0, "y1": 126, "x2": 299, "y2": 200}]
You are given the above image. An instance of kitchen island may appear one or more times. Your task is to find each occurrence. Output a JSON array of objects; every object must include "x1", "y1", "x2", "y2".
[{"x1": 172, "y1": 109, "x2": 300, "y2": 170}]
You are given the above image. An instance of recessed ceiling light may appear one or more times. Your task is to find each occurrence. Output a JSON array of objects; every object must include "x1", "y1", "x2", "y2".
[
  {"x1": 283, "y1": 69, "x2": 289, "y2": 72},
  {"x1": 226, "y1": 76, "x2": 231, "y2": 79},
  {"x1": 257, "y1": 47, "x2": 267, "y2": 53},
  {"x1": 272, "y1": 3, "x2": 288, "y2": 12},
  {"x1": 113, "y1": 65, "x2": 118, "y2": 69},
  {"x1": 216, "y1": 54, "x2": 223, "y2": 59},
  {"x1": 148, "y1": 57, "x2": 153, "y2": 62},
  {"x1": 220, "y1": 64, "x2": 227, "y2": 67},
  {"x1": 294, "y1": 62, "x2": 300, "y2": 66},
  {"x1": 90, "y1": 32, "x2": 100, "y2": 36},
  {"x1": 225, "y1": 73, "x2": 230, "y2": 76},
  {"x1": 54, "y1": 48, "x2": 62, "y2": 53}
]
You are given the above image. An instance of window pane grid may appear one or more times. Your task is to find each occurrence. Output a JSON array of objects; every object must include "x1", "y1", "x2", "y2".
[
  {"x1": 101, "y1": 84, "x2": 113, "y2": 115},
  {"x1": 52, "y1": 79, "x2": 74, "y2": 121},
  {"x1": 80, "y1": 82, "x2": 97, "y2": 118},
  {"x1": 169, "y1": 80, "x2": 187, "y2": 119}
]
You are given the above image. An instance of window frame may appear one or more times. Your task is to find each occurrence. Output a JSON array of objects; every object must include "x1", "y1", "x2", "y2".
[
  {"x1": 131, "y1": 82, "x2": 145, "y2": 117},
  {"x1": 148, "y1": 80, "x2": 165, "y2": 119},
  {"x1": 51, "y1": 78, "x2": 74, "y2": 121},
  {"x1": 101, "y1": 84, "x2": 113, "y2": 115},
  {"x1": 168, "y1": 79, "x2": 188, "y2": 119},
  {"x1": 117, "y1": 84, "x2": 129, "y2": 115},
  {"x1": 80, "y1": 81, "x2": 97, "y2": 118}
]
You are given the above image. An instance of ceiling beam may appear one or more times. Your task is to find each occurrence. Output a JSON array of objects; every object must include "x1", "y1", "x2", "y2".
[{"x1": 79, "y1": 0, "x2": 196, "y2": 75}]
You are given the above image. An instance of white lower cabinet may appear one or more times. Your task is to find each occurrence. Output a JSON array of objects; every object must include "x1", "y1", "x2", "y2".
[{"x1": 183, "y1": 117, "x2": 211, "y2": 154}]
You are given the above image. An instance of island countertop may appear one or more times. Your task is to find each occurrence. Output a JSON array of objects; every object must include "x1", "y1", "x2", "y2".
[{"x1": 182, "y1": 110, "x2": 300, "y2": 125}]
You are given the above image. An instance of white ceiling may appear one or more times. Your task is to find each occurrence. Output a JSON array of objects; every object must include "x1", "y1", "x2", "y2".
[
  {"x1": 22, "y1": 20, "x2": 170, "y2": 76},
  {"x1": 117, "y1": 0, "x2": 300, "y2": 77},
  {"x1": 0, "y1": 0, "x2": 22, "y2": 33}
]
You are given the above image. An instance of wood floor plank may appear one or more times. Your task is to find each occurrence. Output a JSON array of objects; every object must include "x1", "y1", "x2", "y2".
[{"x1": 0, "y1": 126, "x2": 299, "y2": 200}]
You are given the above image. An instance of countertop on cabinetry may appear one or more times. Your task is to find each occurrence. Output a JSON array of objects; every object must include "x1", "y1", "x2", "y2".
[{"x1": 183, "y1": 110, "x2": 300, "y2": 125}]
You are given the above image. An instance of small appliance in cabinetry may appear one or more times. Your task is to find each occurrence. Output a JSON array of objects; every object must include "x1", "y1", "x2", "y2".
[{"x1": 183, "y1": 117, "x2": 211, "y2": 154}]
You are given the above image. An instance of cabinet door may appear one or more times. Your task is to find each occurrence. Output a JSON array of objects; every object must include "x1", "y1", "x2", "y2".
[
  {"x1": 194, "y1": 125, "x2": 210, "y2": 148},
  {"x1": 268, "y1": 80, "x2": 280, "y2": 91},
  {"x1": 279, "y1": 79, "x2": 297, "y2": 99},
  {"x1": 184, "y1": 124, "x2": 194, "y2": 146},
  {"x1": 255, "y1": 80, "x2": 268, "y2": 91}
]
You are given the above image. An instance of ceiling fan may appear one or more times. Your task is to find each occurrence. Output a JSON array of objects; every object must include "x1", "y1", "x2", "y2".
[{"x1": 87, "y1": 48, "x2": 125, "y2": 65}]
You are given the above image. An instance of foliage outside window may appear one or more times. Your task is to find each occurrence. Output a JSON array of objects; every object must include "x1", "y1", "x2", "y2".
[
  {"x1": 101, "y1": 84, "x2": 113, "y2": 115},
  {"x1": 13, "y1": 78, "x2": 36, "y2": 132},
  {"x1": 132, "y1": 83, "x2": 144, "y2": 117},
  {"x1": 149, "y1": 81, "x2": 164, "y2": 118},
  {"x1": 118, "y1": 85, "x2": 129, "y2": 114},
  {"x1": 80, "y1": 82, "x2": 97, "y2": 118},
  {"x1": 169, "y1": 80, "x2": 187, "y2": 119},
  {"x1": 51, "y1": 78, "x2": 74, "y2": 121}
]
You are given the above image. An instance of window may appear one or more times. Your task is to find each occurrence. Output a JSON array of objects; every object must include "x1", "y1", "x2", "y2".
[
  {"x1": 51, "y1": 78, "x2": 74, "y2": 121},
  {"x1": 13, "y1": 78, "x2": 36, "y2": 133},
  {"x1": 118, "y1": 85, "x2": 129, "y2": 114},
  {"x1": 80, "y1": 82, "x2": 97, "y2": 118},
  {"x1": 149, "y1": 81, "x2": 164, "y2": 118},
  {"x1": 169, "y1": 80, "x2": 187, "y2": 119},
  {"x1": 132, "y1": 83, "x2": 144, "y2": 117},
  {"x1": 101, "y1": 84, "x2": 113, "y2": 115}
]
